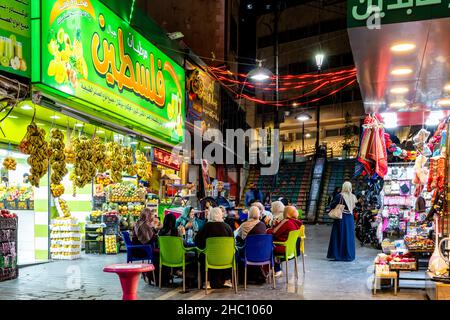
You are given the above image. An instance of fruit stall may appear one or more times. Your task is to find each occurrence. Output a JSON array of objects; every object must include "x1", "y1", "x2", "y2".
[{"x1": 0, "y1": 0, "x2": 186, "y2": 263}]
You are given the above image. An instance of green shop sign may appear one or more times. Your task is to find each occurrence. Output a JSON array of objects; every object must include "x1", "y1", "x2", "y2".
[
  {"x1": 0, "y1": 0, "x2": 30, "y2": 77},
  {"x1": 348, "y1": 0, "x2": 450, "y2": 28},
  {"x1": 32, "y1": 0, "x2": 185, "y2": 145}
]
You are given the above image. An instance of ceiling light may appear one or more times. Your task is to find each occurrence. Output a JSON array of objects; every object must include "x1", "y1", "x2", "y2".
[
  {"x1": 7, "y1": 115, "x2": 18, "y2": 119},
  {"x1": 36, "y1": 122, "x2": 45, "y2": 126},
  {"x1": 390, "y1": 102, "x2": 407, "y2": 108},
  {"x1": 20, "y1": 104, "x2": 33, "y2": 110},
  {"x1": 144, "y1": 146, "x2": 152, "y2": 150},
  {"x1": 130, "y1": 141, "x2": 139, "y2": 145},
  {"x1": 96, "y1": 130, "x2": 105, "y2": 134},
  {"x1": 74, "y1": 123, "x2": 84, "y2": 127},
  {"x1": 390, "y1": 43, "x2": 416, "y2": 52},
  {"x1": 444, "y1": 84, "x2": 450, "y2": 91},
  {"x1": 247, "y1": 60, "x2": 273, "y2": 82},
  {"x1": 391, "y1": 68, "x2": 413, "y2": 76},
  {"x1": 315, "y1": 53, "x2": 325, "y2": 70},
  {"x1": 296, "y1": 114, "x2": 311, "y2": 122},
  {"x1": 305, "y1": 133, "x2": 312, "y2": 138},
  {"x1": 292, "y1": 102, "x2": 298, "y2": 107},
  {"x1": 390, "y1": 87, "x2": 409, "y2": 94},
  {"x1": 437, "y1": 98, "x2": 450, "y2": 107},
  {"x1": 50, "y1": 115, "x2": 60, "y2": 119}
]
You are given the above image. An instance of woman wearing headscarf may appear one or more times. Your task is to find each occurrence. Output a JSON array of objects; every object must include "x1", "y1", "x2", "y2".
[
  {"x1": 159, "y1": 213, "x2": 179, "y2": 237},
  {"x1": 175, "y1": 207, "x2": 200, "y2": 245},
  {"x1": 131, "y1": 208, "x2": 160, "y2": 285},
  {"x1": 270, "y1": 200, "x2": 285, "y2": 227},
  {"x1": 236, "y1": 206, "x2": 267, "y2": 247},
  {"x1": 195, "y1": 207, "x2": 234, "y2": 288},
  {"x1": 327, "y1": 181, "x2": 357, "y2": 261},
  {"x1": 252, "y1": 201, "x2": 273, "y2": 227},
  {"x1": 132, "y1": 207, "x2": 159, "y2": 246},
  {"x1": 235, "y1": 206, "x2": 267, "y2": 284},
  {"x1": 267, "y1": 206, "x2": 303, "y2": 277}
]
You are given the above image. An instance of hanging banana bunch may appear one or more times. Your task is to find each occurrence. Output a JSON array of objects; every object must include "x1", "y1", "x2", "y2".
[
  {"x1": 64, "y1": 134, "x2": 76, "y2": 164},
  {"x1": 92, "y1": 136, "x2": 107, "y2": 173},
  {"x1": 107, "y1": 142, "x2": 123, "y2": 183},
  {"x1": 71, "y1": 135, "x2": 96, "y2": 189},
  {"x1": 122, "y1": 146, "x2": 136, "y2": 176},
  {"x1": 49, "y1": 128, "x2": 68, "y2": 197},
  {"x1": 21, "y1": 123, "x2": 49, "y2": 187},
  {"x1": 135, "y1": 150, "x2": 151, "y2": 181}
]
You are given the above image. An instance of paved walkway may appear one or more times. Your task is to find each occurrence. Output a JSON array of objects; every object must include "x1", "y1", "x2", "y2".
[{"x1": 0, "y1": 225, "x2": 426, "y2": 300}]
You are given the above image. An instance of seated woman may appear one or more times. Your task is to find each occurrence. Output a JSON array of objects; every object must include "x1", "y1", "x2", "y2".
[
  {"x1": 159, "y1": 213, "x2": 179, "y2": 237},
  {"x1": 176, "y1": 206, "x2": 200, "y2": 246},
  {"x1": 195, "y1": 207, "x2": 233, "y2": 288},
  {"x1": 252, "y1": 201, "x2": 273, "y2": 228},
  {"x1": 132, "y1": 208, "x2": 159, "y2": 247},
  {"x1": 267, "y1": 206, "x2": 302, "y2": 277},
  {"x1": 270, "y1": 201, "x2": 285, "y2": 228},
  {"x1": 236, "y1": 206, "x2": 267, "y2": 247},
  {"x1": 131, "y1": 208, "x2": 160, "y2": 284},
  {"x1": 236, "y1": 206, "x2": 267, "y2": 284}
]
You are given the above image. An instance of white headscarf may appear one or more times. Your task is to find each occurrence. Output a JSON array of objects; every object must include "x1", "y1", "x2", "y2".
[
  {"x1": 271, "y1": 201, "x2": 285, "y2": 224},
  {"x1": 341, "y1": 181, "x2": 357, "y2": 212},
  {"x1": 209, "y1": 207, "x2": 224, "y2": 222}
]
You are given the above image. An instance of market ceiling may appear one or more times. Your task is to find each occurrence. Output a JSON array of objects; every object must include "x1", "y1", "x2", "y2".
[{"x1": 348, "y1": 6, "x2": 450, "y2": 114}]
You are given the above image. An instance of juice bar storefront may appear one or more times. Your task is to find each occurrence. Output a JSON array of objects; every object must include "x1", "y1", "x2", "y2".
[{"x1": 0, "y1": 0, "x2": 186, "y2": 264}]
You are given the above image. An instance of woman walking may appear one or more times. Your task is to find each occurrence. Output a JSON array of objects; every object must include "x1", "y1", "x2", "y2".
[{"x1": 327, "y1": 181, "x2": 357, "y2": 261}]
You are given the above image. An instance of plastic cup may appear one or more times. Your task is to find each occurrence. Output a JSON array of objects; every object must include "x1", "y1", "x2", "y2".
[
  {"x1": 0, "y1": 37, "x2": 5, "y2": 57},
  {"x1": 15, "y1": 42, "x2": 22, "y2": 59}
]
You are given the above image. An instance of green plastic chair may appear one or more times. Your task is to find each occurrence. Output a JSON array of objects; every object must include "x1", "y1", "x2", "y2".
[
  {"x1": 198, "y1": 237, "x2": 237, "y2": 295},
  {"x1": 273, "y1": 229, "x2": 301, "y2": 284},
  {"x1": 158, "y1": 236, "x2": 198, "y2": 292}
]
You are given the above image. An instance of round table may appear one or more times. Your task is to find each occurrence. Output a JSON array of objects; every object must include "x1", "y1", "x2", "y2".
[{"x1": 103, "y1": 263, "x2": 154, "y2": 300}]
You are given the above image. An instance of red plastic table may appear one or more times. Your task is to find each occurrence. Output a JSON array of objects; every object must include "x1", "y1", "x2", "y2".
[{"x1": 103, "y1": 263, "x2": 154, "y2": 300}]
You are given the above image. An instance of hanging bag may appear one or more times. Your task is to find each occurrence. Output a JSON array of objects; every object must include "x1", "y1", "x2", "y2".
[{"x1": 328, "y1": 195, "x2": 345, "y2": 220}]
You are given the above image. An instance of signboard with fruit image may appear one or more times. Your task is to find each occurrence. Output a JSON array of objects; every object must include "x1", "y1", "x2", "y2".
[
  {"x1": 34, "y1": 0, "x2": 185, "y2": 145},
  {"x1": 0, "y1": 0, "x2": 30, "y2": 77}
]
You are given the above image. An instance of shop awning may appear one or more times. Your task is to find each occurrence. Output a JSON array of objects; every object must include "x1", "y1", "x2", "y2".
[{"x1": 347, "y1": 1, "x2": 450, "y2": 114}]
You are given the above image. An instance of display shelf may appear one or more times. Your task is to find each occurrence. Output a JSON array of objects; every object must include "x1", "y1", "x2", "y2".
[{"x1": 0, "y1": 217, "x2": 18, "y2": 282}]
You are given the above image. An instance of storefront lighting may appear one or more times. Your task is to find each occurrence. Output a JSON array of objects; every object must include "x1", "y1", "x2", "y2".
[
  {"x1": 20, "y1": 104, "x2": 33, "y2": 110},
  {"x1": 390, "y1": 43, "x2": 416, "y2": 52},
  {"x1": 391, "y1": 68, "x2": 413, "y2": 76},
  {"x1": 50, "y1": 115, "x2": 60, "y2": 120},
  {"x1": 380, "y1": 112, "x2": 398, "y2": 128},
  {"x1": 437, "y1": 98, "x2": 450, "y2": 107},
  {"x1": 390, "y1": 102, "x2": 407, "y2": 108},
  {"x1": 390, "y1": 87, "x2": 409, "y2": 94}
]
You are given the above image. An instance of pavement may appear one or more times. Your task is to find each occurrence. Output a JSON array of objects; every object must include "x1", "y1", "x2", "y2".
[{"x1": 0, "y1": 225, "x2": 427, "y2": 300}]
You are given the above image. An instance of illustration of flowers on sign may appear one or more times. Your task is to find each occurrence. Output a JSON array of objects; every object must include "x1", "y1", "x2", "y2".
[
  {"x1": 0, "y1": 34, "x2": 27, "y2": 72},
  {"x1": 47, "y1": 28, "x2": 88, "y2": 87}
]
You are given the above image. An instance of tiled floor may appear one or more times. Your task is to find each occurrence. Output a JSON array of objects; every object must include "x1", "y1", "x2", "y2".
[{"x1": 0, "y1": 225, "x2": 427, "y2": 300}]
